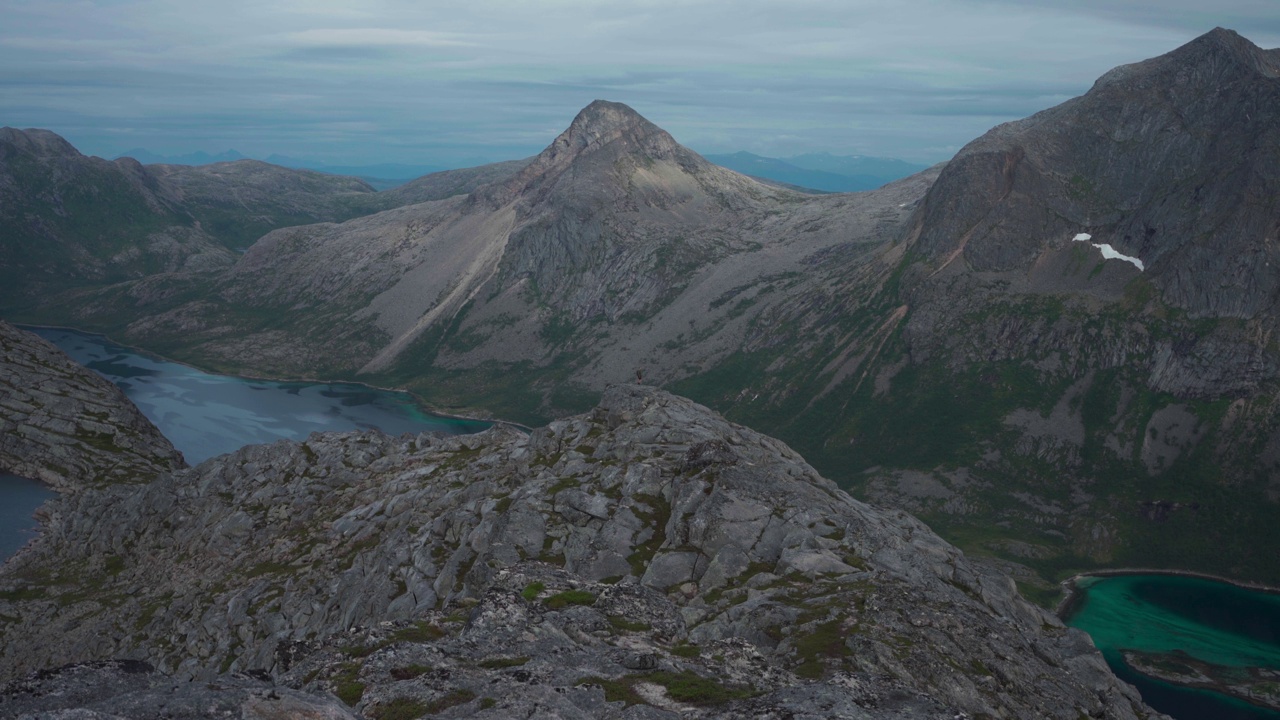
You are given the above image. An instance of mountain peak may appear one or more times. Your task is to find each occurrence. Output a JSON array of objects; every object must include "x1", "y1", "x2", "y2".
[
  {"x1": 0, "y1": 127, "x2": 82, "y2": 159},
  {"x1": 477, "y1": 100, "x2": 695, "y2": 205},
  {"x1": 550, "y1": 100, "x2": 670, "y2": 159},
  {"x1": 1162, "y1": 26, "x2": 1279, "y2": 79}
]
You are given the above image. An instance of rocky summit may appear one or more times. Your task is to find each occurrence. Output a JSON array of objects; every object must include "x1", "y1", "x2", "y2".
[
  {"x1": 0, "y1": 385, "x2": 1155, "y2": 718},
  {"x1": 0, "y1": 320, "x2": 185, "y2": 491}
]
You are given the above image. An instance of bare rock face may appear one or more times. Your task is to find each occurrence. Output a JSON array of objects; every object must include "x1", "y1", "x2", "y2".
[
  {"x1": 908, "y1": 27, "x2": 1280, "y2": 317},
  {"x1": 0, "y1": 321, "x2": 185, "y2": 490},
  {"x1": 0, "y1": 386, "x2": 1156, "y2": 719}
]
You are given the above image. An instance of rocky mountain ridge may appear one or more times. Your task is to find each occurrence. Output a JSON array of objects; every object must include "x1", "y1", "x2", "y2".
[
  {"x1": 45, "y1": 100, "x2": 932, "y2": 413},
  {"x1": 908, "y1": 27, "x2": 1280, "y2": 315},
  {"x1": 4, "y1": 29, "x2": 1279, "y2": 604},
  {"x1": 0, "y1": 320, "x2": 185, "y2": 491},
  {"x1": 0, "y1": 128, "x2": 517, "y2": 317},
  {"x1": 825, "y1": 26, "x2": 1280, "y2": 589},
  {"x1": 0, "y1": 384, "x2": 1157, "y2": 719}
]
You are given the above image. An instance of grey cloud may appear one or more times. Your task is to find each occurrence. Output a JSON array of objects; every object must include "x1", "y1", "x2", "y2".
[{"x1": 1, "y1": 0, "x2": 1275, "y2": 167}]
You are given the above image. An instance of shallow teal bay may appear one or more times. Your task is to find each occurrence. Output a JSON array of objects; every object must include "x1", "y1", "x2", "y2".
[{"x1": 1066, "y1": 573, "x2": 1280, "y2": 720}]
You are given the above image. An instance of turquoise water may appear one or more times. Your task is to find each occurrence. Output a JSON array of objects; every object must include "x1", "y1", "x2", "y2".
[
  {"x1": 1065, "y1": 574, "x2": 1280, "y2": 720},
  {"x1": 1, "y1": 326, "x2": 490, "y2": 562}
]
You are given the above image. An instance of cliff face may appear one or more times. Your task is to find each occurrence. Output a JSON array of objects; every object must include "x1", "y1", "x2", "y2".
[
  {"x1": 0, "y1": 320, "x2": 184, "y2": 490},
  {"x1": 910, "y1": 28, "x2": 1280, "y2": 312},
  {"x1": 0, "y1": 386, "x2": 1155, "y2": 719},
  {"x1": 851, "y1": 28, "x2": 1280, "y2": 584}
]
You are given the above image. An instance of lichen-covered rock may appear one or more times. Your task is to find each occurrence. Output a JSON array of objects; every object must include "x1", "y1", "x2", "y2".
[
  {"x1": 0, "y1": 320, "x2": 185, "y2": 490},
  {"x1": 0, "y1": 385, "x2": 1158, "y2": 718}
]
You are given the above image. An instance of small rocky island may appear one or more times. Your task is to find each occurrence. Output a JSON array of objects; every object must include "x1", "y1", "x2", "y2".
[
  {"x1": 0, "y1": 322, "x2": 1159, "y2": 718},
  {"x1": 1123, "y1": 649, "x2": 1280, "y2": 713}
]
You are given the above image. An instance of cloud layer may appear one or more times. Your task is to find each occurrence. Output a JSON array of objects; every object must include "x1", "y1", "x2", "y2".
[{"x1": 1, "y1": 0, "x2": 1276, "y2": 166}]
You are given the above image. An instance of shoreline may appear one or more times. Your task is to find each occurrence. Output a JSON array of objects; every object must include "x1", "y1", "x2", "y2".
[
  {"x1": 1055, "y1": 567, "x2": 1280, "y2": 619},
  {"x1": 19, "y1": 322, "x2": 531, "y2": 432}
]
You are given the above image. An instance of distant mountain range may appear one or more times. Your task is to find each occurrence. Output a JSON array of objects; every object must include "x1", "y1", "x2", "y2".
[
  {"x1": 114, "y1": 147, "x2": 924, "y2": 194},
  {"x1": 703, "y1": 151, "x2": 928, "y2": 192},
  {"x1": 113, "y1": 148, "x2": 447, "y2": 188},
  {"x1": 115, "y1": 148, "x2": 250, "y2": 166}
]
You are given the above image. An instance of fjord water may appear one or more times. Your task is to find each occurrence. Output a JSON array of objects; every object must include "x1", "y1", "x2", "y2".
[
  {"x1": 1, "y1": 327, "x2": 490, "y2": 562},
  {"x1": 0, "y1": 474, "x2": 55, "y2": 559},
  {"x1": 32, "y1": 327, "x2": 490, "y2": 465},
  {"x1": 1065, "y1": 574, "x2": 1280, "y2": 720}
]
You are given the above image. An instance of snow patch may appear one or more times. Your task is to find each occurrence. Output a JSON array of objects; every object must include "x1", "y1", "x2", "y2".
[{"x1": 1072, "y1": 233, "x2": 1144, "y2": 271}]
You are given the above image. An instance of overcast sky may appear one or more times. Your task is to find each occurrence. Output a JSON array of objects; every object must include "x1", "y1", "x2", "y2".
[{"x1": 2, "y1": 0, "x2": 1276, "y2": 167}]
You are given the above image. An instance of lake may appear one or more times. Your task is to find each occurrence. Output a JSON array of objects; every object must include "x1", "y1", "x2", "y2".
[
  {"x1": 0, "y1": 474, "x2": 56, "y2": 560},
  {"x1": 1, "y1": 326, "x2": 491, "y2": 561},
  {"x1": 1064, "y1": 573, "x2": 1280, "y2": 720}
]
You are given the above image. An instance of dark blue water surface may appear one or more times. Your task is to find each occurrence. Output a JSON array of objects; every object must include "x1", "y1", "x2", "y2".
[
  {"x1": 0, "y1": 474, "x2": 56, "y2": 560},
  {"x1": 1, "y1": 326, "x2": 490, "y2": 562},
  {"x1": 31, "y1": 326, "x2": 490, "y2": 465}
]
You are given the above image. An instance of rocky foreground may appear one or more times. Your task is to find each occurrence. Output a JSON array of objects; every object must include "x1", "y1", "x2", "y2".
[
  {"x1": 0, "y1": 320, "x2": 185, "y2": 490},
  {"x1": 1, "y1": 383, "x2": 1157, "y2": 718}
]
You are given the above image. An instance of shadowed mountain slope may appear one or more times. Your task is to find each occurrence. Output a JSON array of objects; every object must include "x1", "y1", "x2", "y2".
[
  {"x1": 148, "y1": 160, "x2": 379, "y2": 251},
  {"x1": 0, "y1": 128, "x2": 235, "y2": 310},
  {"x1": 0, "y1": 131, "x2": 427, "y2": 315},
  {"x1": 909, "y1": 27, "x2": 1280, "y2": 318},
  {"x1": 679, "y1": 28, "x2": 1280, "y2": 596}
]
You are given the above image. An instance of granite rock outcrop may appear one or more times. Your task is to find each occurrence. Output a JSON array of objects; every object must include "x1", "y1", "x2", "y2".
[
  {"x1": 0, "y1": 320, "x2": 184, "y2": 490},
  {"x1": 0, "y1": 385, "x2": 1156, "y2": 719}
]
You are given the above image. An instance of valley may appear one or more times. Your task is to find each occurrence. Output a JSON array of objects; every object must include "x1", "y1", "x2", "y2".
[
  {"x1": 1, "y1": 24, "x2": 1278, "y2": 720},
  {"x1": 7, "y1": 29, "x2": 1279, "y2": 601}
]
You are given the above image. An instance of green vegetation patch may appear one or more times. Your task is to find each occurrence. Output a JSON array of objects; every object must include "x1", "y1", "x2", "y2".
[
  {"x1": 423, "y1": 689, "x2": 476, "y2": 714},
  {"x1": 671, "y1": 641, "x2": 700, "y2": 658},
  {"x1": 627, "y1": 492, "x2": 672, "y2": 576},
  {"x1": 649, "y1": 670, "x2": 756, "y2": 705},
  {"x1": 577, "y1": 676, "x2": 647, "y2": 706},
  {"x1": 576, "y1": 671, "x2": 754, "y2": 707},
  {"x1": 392, "y1": 621, "x2": 447, "y2": 643},
  {"x1": 372, "y1": 697, "x2": 428, "y2": 720},
  {"x1": 332, "y1": 663, "x2": 366, "y2": 706},
  {"x1": 793, "y1": 619, "x2": 851, "y2": 679},
  {"x1": 520, "y1": 582, "x2": 545, "y2": 601}
]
